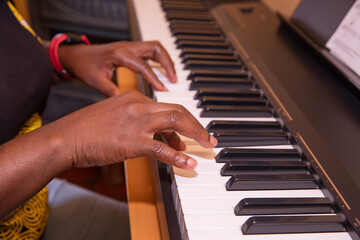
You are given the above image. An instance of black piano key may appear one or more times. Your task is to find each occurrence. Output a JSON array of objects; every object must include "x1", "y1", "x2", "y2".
[
  {"x1": 194, "y1": 89, "x2": 260, "y2": 99},
  {"x1": 182, "y1": 54, "x2": 238, "y2": 63},
  {"x1": 166, "y1": 11, "x2": 213, "y2": 21},
  {"x1": 161, "y1": 0, "x2": 203, "y2": 2},
  {"x1": 180, "y1": 48, "x2": 234, "y2": 56},
  {"x1": 191, "y1": 76, "x2": 251, "y2": 82},
  {"x1": 197, "y1": 96, "x2": 267, "y2": 108},
  {"x1": 185, "y1": 60, "x2": 242, "y2": 70},
  {"x1": 226, "y1": 174, "x2": 318, "y2": 190},
  {"x1": 175, "y1": 35, "x2": 225, "y2": 43},
  {"x1": 200, "y1": 105, "x2": 273, "y2": 118},
  {"x1": 162, "y1": 0, "x2": 203, "y2": 4},
  {"x1": 171, "y1": 22, "x2": 217, "y2": 30},
  {"x1": 190, "y1": 77, "x2": 253, "y2": 90},
  {"x1": 170, "y1": 19, "x2": 216, "y2": 27},
  {"x1": 172, "y1": 28, "x2": 221, "y2": 36},
  {"x1": 162, "y1": 3, "x2": 207, "y2": 11},
  {"x1": 235, "y1": 197, "x2": 333, "y2": 215},
  {"x1": 166, "y1": 10, "x2": 210, "y2": 16},
  {"x1": 242, "y1": 215, "x2": 345, "y2": 234},
  {"x1": 214, "y1": 131, "x2": 289, "y2": 147},
  {"x1": 215, "y1": 148, "x2": 301, "y2": 163},
  {"x1": 221, "y1": 160, "x2": 308, "y2": 176},
  {"x1": 176, "y1": 40, "x2": 228, "y2": 49},
  {"x1": 187, "y1": 69, "x2": 249, "y2": 79},
  {"x1": 206, "y1": 120, "x2": 282, "y2": 132},
  {"x1": 171, "y1": 26, "x2": 218, "y2": 34}
]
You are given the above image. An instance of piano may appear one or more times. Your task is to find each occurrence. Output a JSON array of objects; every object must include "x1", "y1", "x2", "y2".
[{"x1": 128, "y1": 0, "x2": 360, "y2": 239}]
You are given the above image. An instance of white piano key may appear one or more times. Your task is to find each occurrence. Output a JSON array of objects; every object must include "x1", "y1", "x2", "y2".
[
  {"x1": 211, "y1": 145, "x2": 295, "y2": 155},
  {"x1": 174, "y1": 173, "x2": 230, "y2": 186},
  {"x1": 155, "y1": 91, "x2": 196, "y2": 100},
  {"x1": 160, "y1": 83, "x2": 190, "y2": 92},
  {"x1": 184, "y1": 213, "x2": 248, "y2": 230},
  {"x1": 175, "y1": 162, "x2": 220, "y2": 175},
  {"x1": 176, "y1": 185, "x2": 325, "y2": 200},
  {"x1": 158, "y1": 98, "x2": 196, "y2": 106},
  {"x1": 190, "y1": 162, "x2": 223, "y2": 173},
  {"x1": 187, "y1": 229, "x2": 352, "y2": 240},
  {"x1": 184, "y1": 213, "x2": 338, "y2": 230},
  {"x1": 180, "y1": 198, "x2": 237, "y2": 214}
]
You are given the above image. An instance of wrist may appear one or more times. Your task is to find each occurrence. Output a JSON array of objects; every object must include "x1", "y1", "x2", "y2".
[{"x1": 49, "y1": 33, "x2": 90, "y2": 78}]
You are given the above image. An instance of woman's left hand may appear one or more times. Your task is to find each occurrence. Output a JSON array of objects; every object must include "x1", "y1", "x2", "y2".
[{"x1": 58, "y1": 41, "x2": 177, "y2": 97}]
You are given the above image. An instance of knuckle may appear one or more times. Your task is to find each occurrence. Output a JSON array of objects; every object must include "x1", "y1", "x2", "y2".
[
  {"x1": 150, "y1": 40, "x2": 161, "y2": 46},
  {"x1": 171, "y1": 151, "x2": 183, "y2": 167},
  {"x1": 112, "y1": 48, "x2": 126, "y2": 62},
  {"x1": 150, "y1": 141, "x2": 165, "y2": 158},
  {"x1": 172, "y1": 103, "x2": 186, "y2": 114},
  {"x1": 168, "y1": 110, "x2": 181, "y2": 124},
  {"x1": 127, "y1": 100, "x2": 141, "y2": 113},
  {"x1": 129, "y1": 90, "x2": 142, "y2": 97},
  {"x1": 123, "y1": 90, "x2": 141, "y2": 100},
  {"x1": 152, "y1": 41, "x2": 163, "y2": 52},
  {"x1": 112, "y1": 44, "x2": 123, "y2": 54},
  {"x1": 141, "y1": 65, "x2": 152, "y2": 74}
]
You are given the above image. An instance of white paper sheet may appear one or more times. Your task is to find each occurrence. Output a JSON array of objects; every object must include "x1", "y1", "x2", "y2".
[{"x1": 326, "y1": 0, "x2": 360, "y2": 77}]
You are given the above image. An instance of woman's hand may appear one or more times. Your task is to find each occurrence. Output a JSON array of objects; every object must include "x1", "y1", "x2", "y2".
[
  {"x1": 58, "y1": 41, "x2": 176, "y2": 97},
  {"x1": 1, "y1": 91, "x2": 217, "y2": 219},
  {"x1": 52, "y1": 91, "x2": 217, "y2": 169}
]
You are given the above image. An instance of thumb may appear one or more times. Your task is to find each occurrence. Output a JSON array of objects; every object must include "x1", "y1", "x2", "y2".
[{"x1": 90, "y1": 76, "x2": 121, "y2": 98}]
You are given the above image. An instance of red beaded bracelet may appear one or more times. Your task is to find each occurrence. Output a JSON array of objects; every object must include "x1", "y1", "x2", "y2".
[{"x1": 49, "y1": 33, "x2": 90, "y2": 78}]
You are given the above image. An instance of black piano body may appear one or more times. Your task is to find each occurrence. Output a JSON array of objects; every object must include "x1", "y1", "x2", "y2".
[{"x1": 130, "y1": 0, "x2": 360, "y2": 239}]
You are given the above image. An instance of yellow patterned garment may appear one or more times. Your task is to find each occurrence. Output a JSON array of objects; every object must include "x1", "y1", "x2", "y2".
[{"x1": 0, "y1": 3, "x2": 49, "y2": 240}]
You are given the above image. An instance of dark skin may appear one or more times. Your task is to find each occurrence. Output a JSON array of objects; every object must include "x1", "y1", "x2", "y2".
[
  {"x1": 55, "y1": 40, "x2": 176, "y2": 96},
  {"x1": 0, "y1": 40, "x2": 217, "y2": 219}
]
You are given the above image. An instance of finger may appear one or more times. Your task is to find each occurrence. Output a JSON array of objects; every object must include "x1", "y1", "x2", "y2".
[
  {"x1": 145, "y1": 110, "x2": 217, "y2": 149},
  {"x1": 89, "y1": 75, "x2": 121, "y2": 97},
  {"x1": 120, "y1": 53, "x2": 168, "y2": 91},
  {"x1": 146, "y1": 41, "x2": 177, "y2": 83},
  {"x1": 160, "y1": 131, "x2": 186, "y2": 151},
  {"x1": 144, "y1": 140, "x2": 197, "y2": 170},
  {"x1": 144, "y1": 102, "x2": 203, "y2": 128}
]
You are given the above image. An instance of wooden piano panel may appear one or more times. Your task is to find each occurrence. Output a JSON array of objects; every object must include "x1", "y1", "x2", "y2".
[{"x1": 117, "y1": 67, "x2": 169, "y2": 240}]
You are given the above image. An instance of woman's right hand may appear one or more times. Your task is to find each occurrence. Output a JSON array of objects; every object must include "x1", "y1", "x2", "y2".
[{"x1": 51, "y1": 91, "x2": 217, "y2": 170}]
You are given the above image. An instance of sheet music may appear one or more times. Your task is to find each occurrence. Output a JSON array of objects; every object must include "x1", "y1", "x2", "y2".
[{"x1": 326, "y1": 0, "x2": 360, "y2": 77}]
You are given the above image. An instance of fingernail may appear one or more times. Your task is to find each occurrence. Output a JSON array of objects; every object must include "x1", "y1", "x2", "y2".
[
  {"x1": 187, "y1": 158, "x2": 198, "y2": 169},
  {"x1": 210, "y1": 135, "x2": 218, "y2": 146}
]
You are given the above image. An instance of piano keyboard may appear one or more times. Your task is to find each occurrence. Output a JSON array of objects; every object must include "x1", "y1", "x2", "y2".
[{"x1": 131, "y1": 0, "x2": 353, "y2": 239}]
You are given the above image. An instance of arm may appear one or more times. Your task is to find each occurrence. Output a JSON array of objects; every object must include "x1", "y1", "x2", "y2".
[
  {"x1": 0, "y1": 121, "x2": 70, "y2": 219},
  {"x1": 0, "y1": 91, "x2": 217, "y2": 219}
]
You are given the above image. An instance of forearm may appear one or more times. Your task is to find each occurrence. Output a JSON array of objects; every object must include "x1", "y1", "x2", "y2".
[{"x1": 0, "y1": 123, "x2": 71, "y2": 219}]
